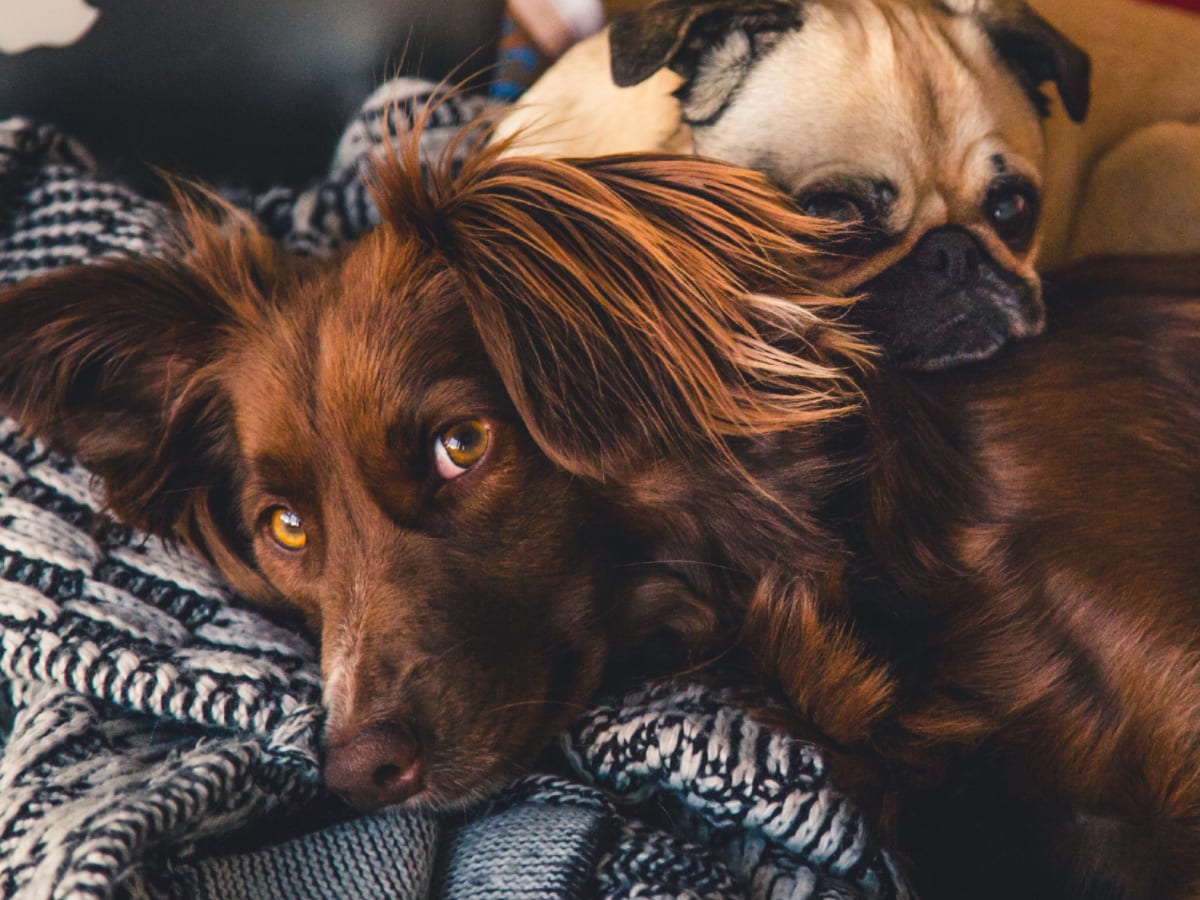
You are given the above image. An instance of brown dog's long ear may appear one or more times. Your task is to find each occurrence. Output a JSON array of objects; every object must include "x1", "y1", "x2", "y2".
[
  {"x1": 374, "y1": 144, "x2": 871, "y2": 480},
  {"x1": 609, "y1": 0, "x2": 799, "y2": 94},
  {"x1": 0, "y1": 202, "x2": 277, "y2": 544},
  {"x1": 966, "y1": 0, "x2": 1091, "y2": 122}
]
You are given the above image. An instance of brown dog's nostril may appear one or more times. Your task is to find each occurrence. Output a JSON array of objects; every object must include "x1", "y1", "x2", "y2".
[{"x1": 324, "y1": 723, "x2": 423, "y2": 810}]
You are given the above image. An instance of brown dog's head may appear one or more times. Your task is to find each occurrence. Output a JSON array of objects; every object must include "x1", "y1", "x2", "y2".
[
  {"x1": 0, "y1": 140, "x2": 865, "y2": 810},
  {"x1": 608, "y1": 0, "x2": 1091, "y2": 370}
]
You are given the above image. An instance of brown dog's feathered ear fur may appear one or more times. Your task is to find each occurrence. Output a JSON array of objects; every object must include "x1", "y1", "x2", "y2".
[
  {"x1": 371, "y1": 129, "x2": 871, "y2": 480},
  {"x1": 0, "y1": 191, "x2": 280, "y2": 547}
]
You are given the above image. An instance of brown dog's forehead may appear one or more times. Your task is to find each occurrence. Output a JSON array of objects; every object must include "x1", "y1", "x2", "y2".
[{"x1": 225, "y1": 231, "x2": 499, "y2": 468}]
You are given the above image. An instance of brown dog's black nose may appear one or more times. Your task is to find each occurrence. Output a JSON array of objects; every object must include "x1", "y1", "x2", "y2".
[{"x1": 324, "y1": 723, "x2": 423, "y2": 809}]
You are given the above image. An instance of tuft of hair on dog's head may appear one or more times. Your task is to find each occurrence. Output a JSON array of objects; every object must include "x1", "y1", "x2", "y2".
[{"x1": 369, "y1": 104, "x2": 874, "y2": 481}]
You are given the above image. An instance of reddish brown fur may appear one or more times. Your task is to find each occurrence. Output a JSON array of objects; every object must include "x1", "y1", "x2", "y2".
[{"x1": 2, "y1": 130, "x2": 1200, "y2": 897}]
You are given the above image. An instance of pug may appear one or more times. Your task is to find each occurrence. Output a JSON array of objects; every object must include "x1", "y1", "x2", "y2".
[{"x1": 495, "y1": 0, "x2": 1099, "y2": 371}]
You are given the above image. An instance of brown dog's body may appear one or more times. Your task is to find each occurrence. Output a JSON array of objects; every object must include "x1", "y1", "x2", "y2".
[
  {"x1": 826, "y1": 268, "x2": 1200, "y2": 897},
  {"x1": 1, "y1": 144, "x2": 1199, "y2": 896}
]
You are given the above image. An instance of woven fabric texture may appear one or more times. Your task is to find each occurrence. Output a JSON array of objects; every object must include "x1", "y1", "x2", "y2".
[
  {"x1": 0, "y1": 79, "x2": 911, "y2": 900},
  {"x1": 170, "y1": 807, "x2": 440, "y2": 900}
]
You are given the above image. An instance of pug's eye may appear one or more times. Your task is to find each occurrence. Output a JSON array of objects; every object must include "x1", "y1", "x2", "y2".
[
  {"x1": 434, "y1": 419, "x2": 491, "y2": 479},
  {"x1": 267, "y1": 506, "x2": 307, "y2": 551},
  {"x1": 797, "y1": 192, "x2": 865, "y2": 225},
  {"x1": 986, "y1": 184, "x2": 1039, "y2": 248}
]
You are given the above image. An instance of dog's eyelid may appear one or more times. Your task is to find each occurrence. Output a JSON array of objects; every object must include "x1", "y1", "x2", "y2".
[
  {"x1": 987, "y1": 172, "x2": 1038, "y2": 193},
  {"x1": 245, "y1": 480, "x2": 305, "y2": 515},
  {"x1": 427, "y1": 411, "x2": 500, "y2": 437},
  {"x1": 794, "y1": 176, "x2": 896, "y2": 219},
  {"x1": 796, "y1": 191, "x2": 865, "y2": 224}
]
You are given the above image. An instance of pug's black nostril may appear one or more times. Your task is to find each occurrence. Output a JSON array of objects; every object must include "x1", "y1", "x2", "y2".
[{"x1": 914, "y1": 228, "x2": 983, "y2": 286}]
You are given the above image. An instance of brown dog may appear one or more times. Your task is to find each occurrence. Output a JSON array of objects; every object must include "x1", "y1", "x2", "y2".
[{"x1": 1, "y1": 139, "x2": 1200, "y2": 897}]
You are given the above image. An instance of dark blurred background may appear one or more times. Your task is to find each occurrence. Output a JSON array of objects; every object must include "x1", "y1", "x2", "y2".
[{"x1": 0, "y1": 0, "x2": 507, "y2": 185}]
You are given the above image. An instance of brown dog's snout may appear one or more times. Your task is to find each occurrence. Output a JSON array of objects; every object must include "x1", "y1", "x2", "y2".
[{"x1": 324, "y1": 723, "x2": 423, "y2": 809}]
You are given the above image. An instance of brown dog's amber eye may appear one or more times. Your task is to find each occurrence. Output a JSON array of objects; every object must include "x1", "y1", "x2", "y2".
[
  {"x1": 269, "y1": 507, "x2": 307, "y2": 551},
  {"x1": 434, "y1": 419, "x2": 491, "y2": 479}
]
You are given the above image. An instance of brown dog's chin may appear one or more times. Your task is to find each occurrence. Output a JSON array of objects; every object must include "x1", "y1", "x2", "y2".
[{"x1": 406, "y1": 712, "x2": 579, "y2": 813}]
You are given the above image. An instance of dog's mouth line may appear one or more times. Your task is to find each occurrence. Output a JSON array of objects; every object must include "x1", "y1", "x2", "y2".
[
  {"x1": 338, "y1": 762, "x2": 512, "y2": 814},
  {"x1": 921, "y1": 310, "x2": 972, "y2": 344}
]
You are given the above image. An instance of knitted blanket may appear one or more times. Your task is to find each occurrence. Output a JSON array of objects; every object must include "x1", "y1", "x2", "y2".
[{"x1": 0, "y1": 80, "x2": 912, "y2": 900}]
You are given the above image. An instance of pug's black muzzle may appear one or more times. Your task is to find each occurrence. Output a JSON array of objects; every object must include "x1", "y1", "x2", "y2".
[{"x1": 853, "y1": 227, "x2": 1043, "y2": 371}]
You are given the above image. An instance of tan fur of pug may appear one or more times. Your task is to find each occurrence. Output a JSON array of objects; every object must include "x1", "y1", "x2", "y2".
[{"x1": 496, "y1": 0, "x2": 1200, "y2": 267}]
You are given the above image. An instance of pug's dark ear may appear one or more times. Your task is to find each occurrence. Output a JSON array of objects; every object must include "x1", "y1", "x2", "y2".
[
  {"x1": 610, "y1": 0, "x2": 800, "y2": 105},
  {"x1": 974, "y1": 0, "x2": 1091, "y2": 122}
]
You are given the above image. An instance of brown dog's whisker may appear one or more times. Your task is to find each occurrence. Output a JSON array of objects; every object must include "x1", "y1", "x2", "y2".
[
  {"x1": 661, "y1": 644, "x2": 742, "y2": 681},
  {"x1": 479, "y1": 699, "x2": 591, "y2": 717}
]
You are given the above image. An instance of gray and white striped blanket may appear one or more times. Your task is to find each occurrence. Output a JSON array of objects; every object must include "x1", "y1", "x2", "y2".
[{"x1": 0, "y1": 79, "x2": 911, "y2": 900}]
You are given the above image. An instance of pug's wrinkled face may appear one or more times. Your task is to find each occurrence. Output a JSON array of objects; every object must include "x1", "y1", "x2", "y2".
[{"x1": 609, "y1": 0, "x2": 1090, "y2": 370}]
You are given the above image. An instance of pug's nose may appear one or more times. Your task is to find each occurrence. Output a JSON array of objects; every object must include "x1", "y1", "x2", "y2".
[
  {"x1": 324, "y1": 723, "x2": 423, "y2": 809},
  {"x1": 913, "y1": 227, "x2": 983, "y2": 286}
]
